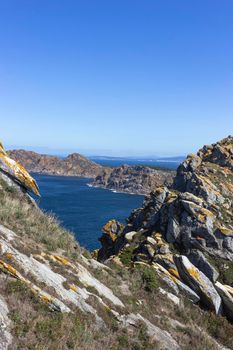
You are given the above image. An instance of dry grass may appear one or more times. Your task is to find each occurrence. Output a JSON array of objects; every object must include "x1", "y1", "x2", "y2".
[
  {"x1": 1, "y1": 176, "x2": 233, "y2": 349},
  {"x1": 0, "y1": 180, "x2": 80, "y2": 257}
]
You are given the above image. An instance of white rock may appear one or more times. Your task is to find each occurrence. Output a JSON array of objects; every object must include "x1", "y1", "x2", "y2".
[
  {"x1": 125, "y1": 231, "x2": 137, "y2": 242},
  {"x1": 215, "y1": 282, "x2": 233, "y2": 320},
  {"x1": 0, "y1": 296, "x2": 12, "y2": 350},
  {"x1": 159, "y1": 287, "x2": 180, "y2": 305},
  {"x1": 174, "y1": 255, "x2": 222, "y2": 314}
]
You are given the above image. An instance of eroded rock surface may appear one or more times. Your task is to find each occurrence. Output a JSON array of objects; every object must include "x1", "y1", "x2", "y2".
[
  {"x1": 92, "y1": 164, "x2": 175, "y2": 195},
  {"x1": 98, "y1": 136, "x2": 233, "y2": 321}
]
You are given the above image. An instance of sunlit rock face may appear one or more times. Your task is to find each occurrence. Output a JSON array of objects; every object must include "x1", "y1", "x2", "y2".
[
  {"x1": 8, "y1": 148, "x2": 106, "y2": 178},
  {"x1": 0, "y1": 142, "x2": 40, "y2": 196},
  {"x1": 98, "y1": 136, "x2": 233, "y2": 319}
]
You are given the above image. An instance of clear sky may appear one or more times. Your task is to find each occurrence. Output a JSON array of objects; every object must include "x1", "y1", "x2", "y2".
[{"x1": 0, "y1": 1, "x2": 232, "y2": 156}]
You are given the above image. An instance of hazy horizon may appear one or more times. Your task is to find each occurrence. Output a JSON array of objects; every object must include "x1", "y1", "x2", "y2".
[{"x1": 6, "y1": 143, "x2": 186, "y2": 158}]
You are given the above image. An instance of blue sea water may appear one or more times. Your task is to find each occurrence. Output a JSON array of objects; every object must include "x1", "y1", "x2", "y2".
[
  {"x1": 33, "y1": 158, "x2": 180, "y2": 251},
  {"x1": 89, "y1": 157, "x2": 182, "y2": 169},
  {"x1": 33, "y1": 174, "x2": 144, "y2": 251}
]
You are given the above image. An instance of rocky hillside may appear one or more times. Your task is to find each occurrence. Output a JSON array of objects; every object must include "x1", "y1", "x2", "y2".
[
  {"x1": 92, "y1": 165, "x2": 175, "y2": 195},
  {"x1": 8, "y1": 149, "x2": 107, "y2": 178},
  {"x1": 97, "y1": 137, "x2": 233, "y2": 330},
  {"x1": 1, "y1": 139, "x2": 233, "y2": 350}
]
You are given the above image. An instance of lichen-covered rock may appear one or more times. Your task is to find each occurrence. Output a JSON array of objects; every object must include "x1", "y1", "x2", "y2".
[
  {"x1": 187, "y1": 250, "x2": 219, "y2": 282},
  {"x1": 92, "y1": 164, "x2": 175, "y2": 195},
  {"x1": 0, "y1": 142, "x2": 40, "y2": 196},
  {"x1": 98, "y1": 220, "x2": 125, "y2": 261},
  {"x1": 174, "y1": 255, "x2": 222, "y2": 313},
  {"x1": 215, "y1": 282, "x2": 233, "y2": 321}
]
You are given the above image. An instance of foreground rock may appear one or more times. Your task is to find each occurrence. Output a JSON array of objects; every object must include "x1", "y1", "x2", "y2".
[
  {"x1": 0, "y1": 142, "x2": 198, "y2": 350},
  {"x1": 174, "y1": 255, "x2": 222, "y2": 313},
  {"x1": 0, "y1": 143, "x2": 40, "y2": 196},
  {"x1": 98, "y1": 136, "x2": 233, "y2": 322},
  {"x1": 1, "y1": 139, "x2": 233, "y2": 349},
  {"x1": 92, "y1": 164, "x2": 175, "y2": 195}
]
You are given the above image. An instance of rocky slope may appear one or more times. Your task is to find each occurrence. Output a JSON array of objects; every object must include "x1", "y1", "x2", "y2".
[
  {"x1": 92, "y1": 165, "x2": 175, "y2": 195},
  {"x1": 98, "y1": 137, "x2": 233, "y2": 324},
  {"x1": 1, "y1": 139, "x2": 233, "y2": 350},
  {"x1": 8, "y1": 149, "x2": 107, "y2": 178}
]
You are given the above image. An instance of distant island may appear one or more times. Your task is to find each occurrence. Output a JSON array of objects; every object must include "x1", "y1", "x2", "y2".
[
  {"x1": 8, "y1": 149, "x2": 175, "y2": 195},
  {"x1": 92, "y1": 164, "x2": 175, "y2": 195},
  {"x1": 8, "y1": 149, "x2": 106, "y2": 178}
]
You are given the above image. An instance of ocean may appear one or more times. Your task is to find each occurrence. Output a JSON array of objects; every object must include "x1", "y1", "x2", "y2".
[
  {"x1": 89, "y1": 156, "x2": 182, "y2": 169},
  {"x1": 34, "y1": 174, "x2": 143, "y2": 251},
  {"x1": 34, "y1": 158, "x2": 181, "y2": 251}
]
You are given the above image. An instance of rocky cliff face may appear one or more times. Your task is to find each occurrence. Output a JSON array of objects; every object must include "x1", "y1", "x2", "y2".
[
  {"x1": 1, "y1": 139, "x2": 233, "y2": 350},
  {"x1": 92, "y1": 165, "x2": 175, "y2": 195},
  {"x1": 98, "y1": 137, "x2": 233, "y2": 323},
  {"x1": 8, "y1": 149, "x2": 106, "y2": 178}
]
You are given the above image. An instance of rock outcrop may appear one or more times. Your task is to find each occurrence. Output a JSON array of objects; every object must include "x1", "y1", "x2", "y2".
[
  {"x1": 8, "y1": 149, "x2": 107, "y2": 178},
  {"x1": 92, "y1": 164, "x2": 175, "y2": 195},
  {"x1": 98, "y1": 136, "x2": 233, "y2": 321},
  {"x1": 1, "y1": 139, "x2": 233, "y2": 349},
  {"x1": 0, "y1": 142, "x2": 187, "y2": 350},
  {"x1": 0, "y1": 143, "x2": 40, "y2": 196}
]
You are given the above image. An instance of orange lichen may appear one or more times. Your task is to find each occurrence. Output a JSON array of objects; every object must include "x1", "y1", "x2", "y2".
[
  {"x1": 0, "y1": 259, "x2": 18, "y2": 277},
  {"x1": 168, "y1": 268, "x2": 180, "y2": 279},
  {"x1": 102, "y1": 220, "x2": 116, "y2": 233},
  {"x1": 166, "y1": 192, "x2": 178, "y2": 204},
  {"x1": 6, "y1": 252, "x2": 14, "y2": 260},
  {"x1": 69, "y1": 284, "x2": 78, "y2": 293},
  {"x1": 225, "y1": 182, "x2": 233, "y2": 192},
  {"x1": 0, "y1": 146, "x2": 40, "y2": 196},
  {"x1": 109, "y1": 232, "x2": 117, "y2": 242},
  {"x1": 187, "y1": 267, "x2": 201, "y2": 282},
  {"x1": 41, "y1": 294, "x2": 53, "y2": 304},
  {"x1": 53, "y1": 255, "x2": 70, "y2": 266},
  {"x1": 218, "y1": 227, "x2": 233, "y2": 235}
]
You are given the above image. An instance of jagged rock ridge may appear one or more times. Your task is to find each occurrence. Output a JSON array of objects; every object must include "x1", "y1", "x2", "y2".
[
  {"x1": 8, "y1": 149, "x2": 107, "y2": 178},
  {"x1": 0, "y1": 142, "x2": 201, "y2": 350},
  {"x1": 92, "y1": 164, "x2": 175, "y2": 195},
  {"x1": 98, "y1": 136, "x2": 233, "y2": 321},
  {"x1": 1, "y1": 139, "x2": 233, "y2": 349}
]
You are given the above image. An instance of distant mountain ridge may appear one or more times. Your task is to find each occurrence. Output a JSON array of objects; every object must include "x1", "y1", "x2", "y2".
[{"x1": 8, "y1": 149, "x2": 106, "y2": 178}]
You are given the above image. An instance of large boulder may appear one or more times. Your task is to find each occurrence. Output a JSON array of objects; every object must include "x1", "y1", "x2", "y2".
[
  {"x1": 215, "y1": 282, "x2": 233, "y2": 321},
  {"x1": 0, "y1": 142, "x2": 40, "y2": 196},
  {"x1": 187, "y1": 250, "x2": 219, "y2": 282},
  {"x1": 174, "y1": 255, "x2": 222, "y2": 314}
]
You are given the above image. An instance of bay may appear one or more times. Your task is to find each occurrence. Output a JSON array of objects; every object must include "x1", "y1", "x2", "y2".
[{"x1": 33, "y1": 174, "x2": 144, "y2": 251}]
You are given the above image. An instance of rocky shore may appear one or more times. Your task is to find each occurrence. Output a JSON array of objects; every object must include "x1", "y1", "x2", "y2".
[
  {"x1": 9, "y1": 149, "x2": 176, "y2": 195},
  {"x1": 98, "y1": 136, "x2": 233, "y2": 321},
  {"x1": 1, "y1": 137, "x2": 233, "y2": 349},
  {"x1": 92, "y1": 165, "x2": 175, "y2": 195}
]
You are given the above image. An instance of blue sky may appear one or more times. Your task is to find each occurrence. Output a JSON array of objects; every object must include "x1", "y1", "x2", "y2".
[{"x1": 0, "y1": 1, "x2": 232, "y2": 156}]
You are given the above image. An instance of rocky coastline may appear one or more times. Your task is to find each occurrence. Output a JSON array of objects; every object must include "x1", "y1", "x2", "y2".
[
  {"x1": 91, "y1": 164, "x2": 175, "y2": 195},
  {"x1": 98, "y1": 136, "x2": 233, "y2": 322},
  {"x1": 8, "y1": 149, "x2": 107, "y2": 179},
  {"x1": 1, "y1": 137, "x2": 233, "y2": 349}
]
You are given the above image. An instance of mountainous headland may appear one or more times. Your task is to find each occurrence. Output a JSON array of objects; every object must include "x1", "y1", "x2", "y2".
[
  {"x1": 8, "y1": 149, "x2": 106, "y2": 178},
  {"x1": 0, "y1": 136, "x2": 233, "y2": 349},
  {"x1": 92, "y1": 165, "x2": 175, "y2": 195},
  {"x1": 8, "y1": 149, "x2": 175, "y2": 195}
]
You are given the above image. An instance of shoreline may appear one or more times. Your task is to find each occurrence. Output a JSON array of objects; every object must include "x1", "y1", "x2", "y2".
[{"x1": 87, "y1": 182, "x2": 145, "y2": 196}]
